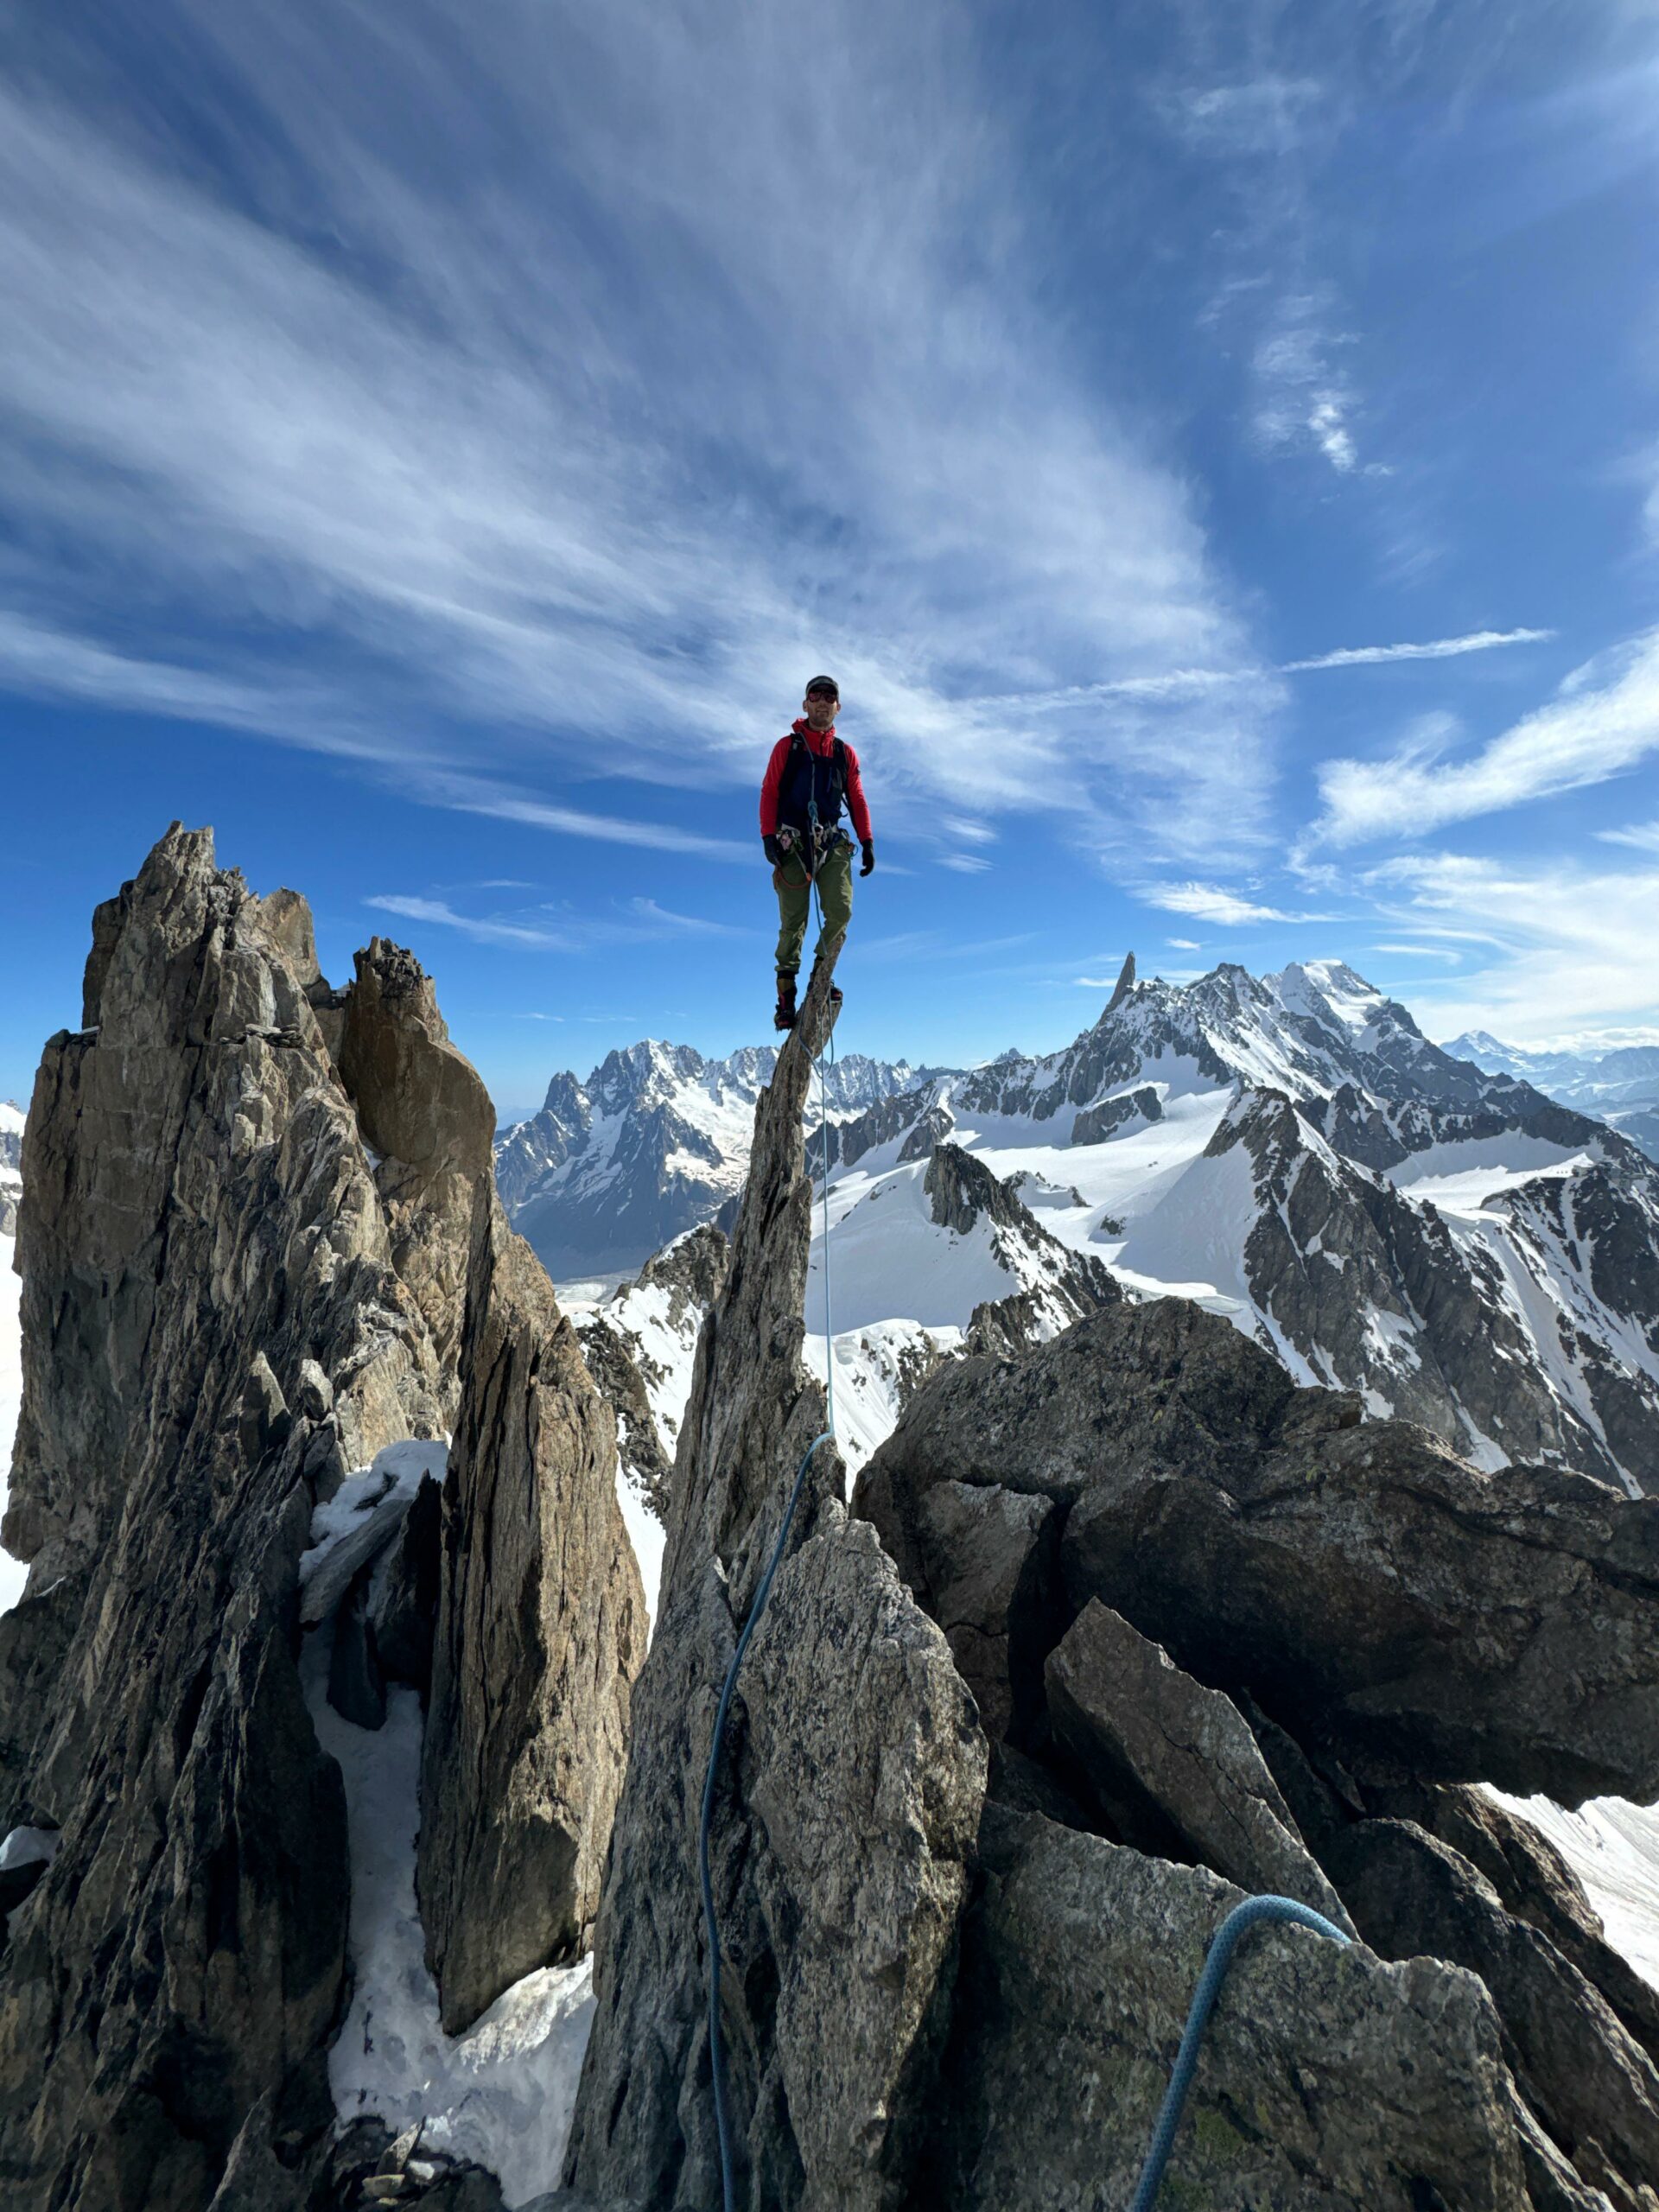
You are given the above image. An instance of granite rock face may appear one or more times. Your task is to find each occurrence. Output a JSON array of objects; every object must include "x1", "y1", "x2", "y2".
[
  {"x1": 564, "y1": 947, "x2": 988, "y2": 2210},
  {"x1": 854, "y1": 1284, "x2": 1659, "y2": 2209},
  {"x1": 0, "y1": 827, "x2": 450, "y2": 2208},
  {"x1": 1325, "y1": 1819, "x2": 1659, "y2": 2206},
  {"x1": 340, "y1": 936, "x2": 498, "y2": 1419},
  {"x1": 936, "y1": 1810, "x2": 1591, "y2": 2212},
  {"x1": 417, "y1": 1191, "x2": 646, "y2": 2034},
  {"x1": 861, "y1": 1296, "x2": 1659, "y2": 1805},
  {"x1": 0, "y1": 826, "x2": 646, "y2": 2210},
  {"x1": 1044, "y1": 1599, "x2": 1354, "y2": 1932}
]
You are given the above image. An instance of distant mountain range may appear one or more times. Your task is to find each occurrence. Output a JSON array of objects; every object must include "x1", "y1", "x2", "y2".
[
  {"x1": 508, "y1": 957, "x2": 1659, "y2": 1500},
  {"x1": 493, "y1": 1039, "x2": 928, "y2": 1277},
  {"x1": 1444, "y1": 1031, "x2": 1659, "y2": 1165}
]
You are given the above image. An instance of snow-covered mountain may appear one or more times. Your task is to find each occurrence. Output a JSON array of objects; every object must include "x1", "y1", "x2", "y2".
[
  {"x1": 550, "y1": 955, "x2": 1659, "y2": 1503},
  {"x1": 1446, "y1": 1030, "x2": 1659, "y2": 1164},
  {"x1": 495, "y1": 1039, "x2": 924, "y2": 1277}
]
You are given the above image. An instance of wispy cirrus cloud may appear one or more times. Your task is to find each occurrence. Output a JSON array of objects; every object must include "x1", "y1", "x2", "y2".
[
  {"x1": 365, "y1": 888, "x2": 747, "y2": 952},
  {"x1": 1281, "y1": 628, "x2": 1554, "y2": 671},
  {"x1": 365, "y1": 896, "x2": 563, "y2": 949},
  {"x1": 980, "y1": 626, "x2": 1552, "y2": 715},
  {"x1": 0, "y1": 0, "x2": 1270, "y2": 869},
  {"x1": 1145, "y1": 882, "x2": 1300, "y2": 926},
  {"x1": 1311, "y1": 629, "x2": 1659, "y2": 849},
  {"x1": 1366, "y1": 849, "x2": 1659, "y2": 1040}
]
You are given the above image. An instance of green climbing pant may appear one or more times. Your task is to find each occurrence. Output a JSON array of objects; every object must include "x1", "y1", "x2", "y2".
[{"x1": 773, "y1": 838, "x2": 853, "y2": 977}]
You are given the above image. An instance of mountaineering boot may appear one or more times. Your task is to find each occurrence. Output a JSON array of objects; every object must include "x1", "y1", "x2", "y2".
[{"x1": 773, "y1": 971, "x2": 798, "y2": 1031}]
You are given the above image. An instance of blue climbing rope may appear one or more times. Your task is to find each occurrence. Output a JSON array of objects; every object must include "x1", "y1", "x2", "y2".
[
  {"x1": 698, "y1": 857, "x2": 843, "y2": 2212},
  {"x1": 1128, "y1": 1893, "x2": 1352, "y2": 2212}
]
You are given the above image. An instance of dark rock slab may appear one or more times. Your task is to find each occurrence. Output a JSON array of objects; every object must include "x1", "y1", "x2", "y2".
[
  {"x1": 933, "y1": 1807, "x2": 1580, "y2": 2211},
  {"x1": 1365, "y1": 1777, "x2": 1659, "y2": 2068},
  {"x1": 864, "y1": 1296, "x2": 1659, "y2": 1804},
  {"x1": 417, "y1": 1196, "x2": 646, "y2": 2035},
  {"x1": 880, "y1": 1477, "x2": 1060, "y2": 1744},
  {"x1": 371, "y1": 1472, "x2": 442, "y2": 1698},
  {"x1": 328, "y1": 1570, "x2": 388, "y2": 1731},
  {"x1": 1325, "y1": 1818, "x2": 1659, "y2": 2207},
  {"x1": 1045, "y1": 1599, "x2": 1354, "y2": 1930}
]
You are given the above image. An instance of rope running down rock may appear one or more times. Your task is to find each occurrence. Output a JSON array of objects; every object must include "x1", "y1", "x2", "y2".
[{"x1": 697, "y1": 865, "x2": 841, "y2": 2212}]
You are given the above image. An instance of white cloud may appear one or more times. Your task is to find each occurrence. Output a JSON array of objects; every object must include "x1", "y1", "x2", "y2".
[
  {"x1": 1166, "y1": 937, "x2": 1201, "y2": 950},
  {"x1": 625, "y1": 898, "x2": 747, "y2": 938},
  {"x1": 1164, "y1": 78, "x2": 1325, "y2": 157},
  {"x1": 940, "y1": 854, "x2": 992, "y2": 874},
  {"x1": 0, "y1": 3, "x2": 1269, "y2": 869},
  {"x1": 406, "y1": 771, "x2": 753, "y2": 863},
  {"x1": 1253, "y1": 293, "x2": 1370, "y2": 478},
  {"x1": 1365, "y1": 850, "x2": 1659, "y2": 1039},
  {"x1": 1600, "y1": 817, "x2": 1659, "y2": 852},
  {"x1": 1147, "y1": 882, "x2": 1297, "y2": 925},
  {"x1": 1281, "y1": 628, "x2": 1554, "y2": 672},
  {"x1": 365, "y1": 896, "x2": 563, "y2": 949},
  {"x1": 1312, "y1": 629, "x2": 1659, "y2": 847},
  {"x1": 983, "y1": 627, "x2": 1549, "y2": 718}
]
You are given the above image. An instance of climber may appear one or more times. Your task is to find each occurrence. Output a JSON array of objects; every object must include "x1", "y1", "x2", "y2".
[{"x1": 759, "y1": 674, "x2": 874, "y2": 1031}]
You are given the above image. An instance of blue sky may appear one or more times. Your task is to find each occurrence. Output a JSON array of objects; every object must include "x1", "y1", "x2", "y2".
[{"x1": 3, "y1": 0, "x2": 1658, "y2": 1119}]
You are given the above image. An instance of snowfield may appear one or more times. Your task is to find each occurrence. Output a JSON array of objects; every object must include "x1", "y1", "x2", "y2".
[{"x1": 301, "y1": 1442, "x2": 594, "y2": 2204}]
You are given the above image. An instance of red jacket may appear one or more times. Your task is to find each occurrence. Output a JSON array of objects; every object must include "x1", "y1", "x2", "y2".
[{"x1": 759, "y1": 721, "x2": 873, "y2": 843}]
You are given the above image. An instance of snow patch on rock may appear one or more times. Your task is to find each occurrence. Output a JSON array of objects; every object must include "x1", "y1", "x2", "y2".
[{"x1": 303, "y1": 1622, "x2": 594, "y2": 2207}]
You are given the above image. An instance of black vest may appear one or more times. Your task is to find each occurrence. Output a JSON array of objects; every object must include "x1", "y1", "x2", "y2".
[{"x1": 777, "y1": 731, "x2": 849, "y2": 837}]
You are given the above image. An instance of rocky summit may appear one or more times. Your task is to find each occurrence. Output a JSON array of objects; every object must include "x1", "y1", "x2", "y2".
[
  {"x1": 4, "y1": 834, "x2": 1659, "y2": 2212},
  {"x1": 0, "y1": 829, "x2": 640, "y2": 2210}
]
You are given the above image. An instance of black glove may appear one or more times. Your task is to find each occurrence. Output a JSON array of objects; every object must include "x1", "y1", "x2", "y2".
[
  {"x1": 860, "y1": 840, "x2": 875, "y2": 878},
  {"x1": 763, "y1": 834, "x2": 781, "y2": 865}
]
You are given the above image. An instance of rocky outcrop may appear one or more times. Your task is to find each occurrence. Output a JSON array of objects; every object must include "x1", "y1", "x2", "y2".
[
  {"x1": 564, "y1": 948, "x2": 988, "y2": 2209},
  {"x1": 1071, "y1": 1083, "x2": 1161, "y2": 1146},
  {"x1": 0, "y1": 827, "x2": 454, "y2": 2207},
  {"x1": 935, "y1": 1810, "x2": 1586, "y2": 2212},
  {"x1": 1325, "y1": 1819, "x2": 1659, "y2": 2203},
  {"x1": 896, "y1": 1101, "x2": 956, "y2": 1164},
  {"x1": 1363, "y1": 1778, "x2": 1659, "y2": 2067},
  {"x1": 923, "y1": 1142, "x2": 1119, "y2": 1357},
  {"x1": 1206, "y1": 1087, "x2": 1656, "y2": 1491},
  {"x1": 861, "y1": 1297, "x2": 1659, "y2": 1805},
  {"x1": 1044, "y1": 1599, "x2": 1354, "y2": 1932},
  {"x1": 417, "y1": 1192, "x2": 645, "y2": 2034},
  {"x1": 855, "y1": 1288, "x2": 1659, "y2": 2208},
  {"x1": 340, "y1": 938, "x2": 498, "y2": 1416},
  {"x1": 0, "y1": 826, "x2": 645, "y2": 2210}
]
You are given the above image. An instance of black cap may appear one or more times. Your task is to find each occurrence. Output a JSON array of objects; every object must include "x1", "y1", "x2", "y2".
[{"x1": 804, "y1": 673, "x2": 839, "y2": 699}]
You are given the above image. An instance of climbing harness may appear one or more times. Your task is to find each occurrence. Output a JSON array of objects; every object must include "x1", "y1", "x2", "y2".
[
  {"x1": 702, "y1": 861, "x2": 1347, "y2": 2212},
  {"x1": 699, "y1": 866, "x2": 842, "y2": 2212},
  {"x1": 1128, "y1": 1894, "x2": 1352, "y2": 2210}
]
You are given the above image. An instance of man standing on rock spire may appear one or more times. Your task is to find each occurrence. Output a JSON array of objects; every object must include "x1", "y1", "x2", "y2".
[{"x1": 759, "y1": 674, "x2": 874, "y2": 1031}]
